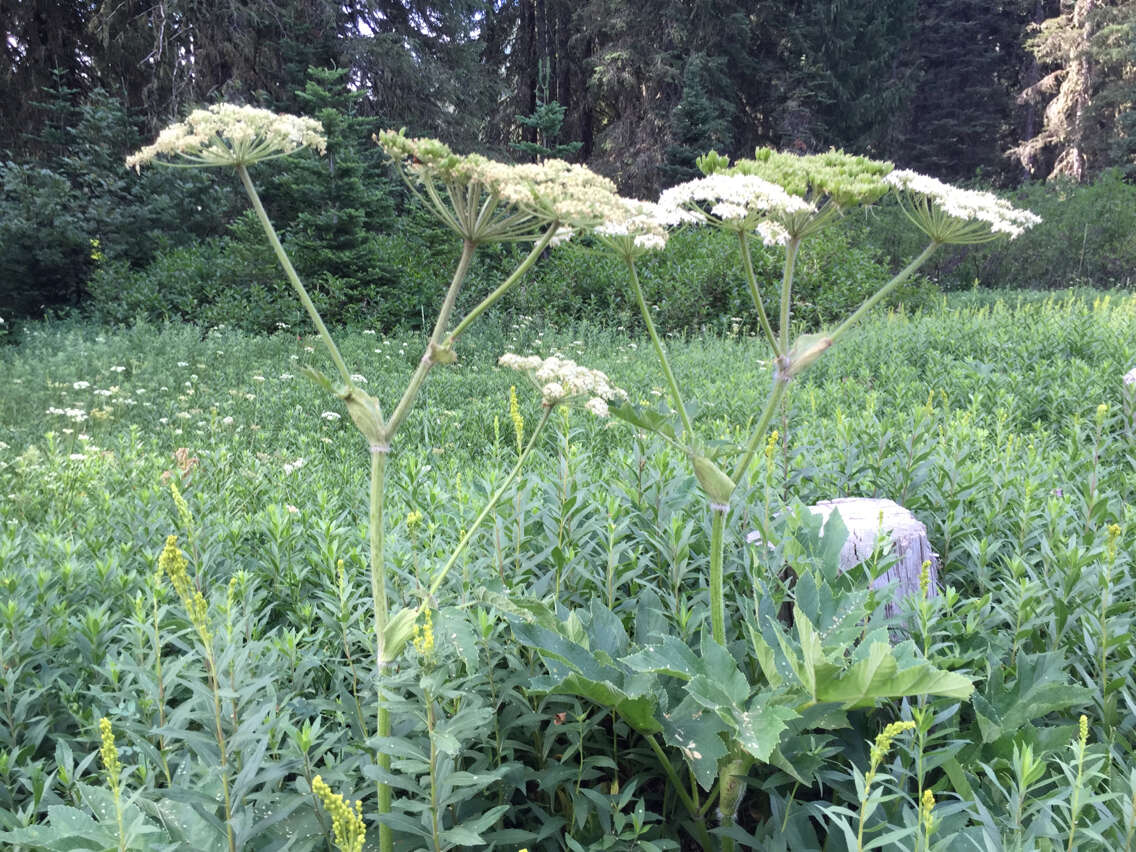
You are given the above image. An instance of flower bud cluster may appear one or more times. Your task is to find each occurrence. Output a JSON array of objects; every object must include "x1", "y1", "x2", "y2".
[
  {"x1": 159, "y1": 535, "x2": 211, "y2": 649},
  {"x1": 498, "y1": 353, "x2": 626, "y2": 413},
  {"x1": 886, "y1": 169, "x2": 1041, "y2": 238},
  {"x1": 311, "y1": 775, "x2": 366, "y2": 852},
  {"x1": 126, "y1": 104, "x2": 326, "y2": 170}
]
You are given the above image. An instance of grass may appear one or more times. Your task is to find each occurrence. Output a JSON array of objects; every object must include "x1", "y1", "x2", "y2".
[{"x1": 1, "y1": 289, "x2": 1134, "y2": 850}]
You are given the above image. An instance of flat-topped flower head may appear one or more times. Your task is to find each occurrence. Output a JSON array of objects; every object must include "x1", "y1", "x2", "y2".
[
  {"x1": 377, "y1": 129, "x2": 623, "y2": 241},
  {"x1": 886, "y1": 169, "x2": 1042, "y2": 243},
  {"x1": 659, "y1": 172, "x2": 813, "y2": 236},
  {"x1": 491, "y1": 158, "x2": 624, "y2": 229},
  {"x1": 499, "y1": 352, "x2": 626, "y2": 413},
  {"x1": 126, "y1": 104, "x2": 326, "y2": 171},
  {"x1": 729, "y1": 147, "x2": 894, "y2": 209}
]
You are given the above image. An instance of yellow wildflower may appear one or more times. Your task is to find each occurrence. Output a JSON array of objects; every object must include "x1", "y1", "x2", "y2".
[
  {"x1": 159, "y1": 535, "x2": 211, "y2": 649},
  {"x1": 509, "y1": 385, "x2": 524, "y2": 454},
  {"x1": 311, "y1": 775, "x2": 366, "y2": 852}
]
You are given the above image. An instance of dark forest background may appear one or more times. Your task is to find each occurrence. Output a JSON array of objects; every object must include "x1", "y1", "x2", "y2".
[{"x1": 2, "y1": 0, "x2": 1135, "y2": 325}]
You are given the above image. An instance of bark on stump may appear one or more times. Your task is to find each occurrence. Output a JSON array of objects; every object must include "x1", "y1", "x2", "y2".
[{"x1": 806, "y1": 497, "x2": 938, "y2": 616}]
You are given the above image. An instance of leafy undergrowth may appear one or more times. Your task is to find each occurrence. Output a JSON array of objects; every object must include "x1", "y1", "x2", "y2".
[{"x1": 1, "y1": 290, "x2": 1134, "y2": 850}]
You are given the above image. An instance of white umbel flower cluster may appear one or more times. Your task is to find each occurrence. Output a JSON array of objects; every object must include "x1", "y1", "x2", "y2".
[
  {"x1": 127, "y1": 104, "x2": 327, "y2": 171},
  {"x1": 595, "y1": 198, "x2": 673, "y2": 258},
  {"x1": 885, "y1": 170, "x2": 1041, "y2": 239},
  {"x1": 377, "y1": 130, "x2": 626, "y2": 231},
  {"x1": 658, "y1": 173, "x2": 815, "y2": 234},
  {"x1": 1124, "y1": 367, "x2": 1136, "y2": 387},
  {"x1": 498, "y1": 353, "x2": 626, "y2": 413}
]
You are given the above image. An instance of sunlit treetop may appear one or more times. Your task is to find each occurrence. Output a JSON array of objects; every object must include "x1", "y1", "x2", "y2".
[{"x1": 126, "y1": 104, "x2": 326, "y2": 171}]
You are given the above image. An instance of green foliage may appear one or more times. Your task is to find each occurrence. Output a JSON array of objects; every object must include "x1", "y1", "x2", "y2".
[{"x1": 2, "y1": 292, "x2": 1135, "y2": 849}]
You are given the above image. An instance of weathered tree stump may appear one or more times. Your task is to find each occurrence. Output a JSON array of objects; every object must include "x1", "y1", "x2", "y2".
[{"x1": 806, "y1": 497, "x2": 938, "y2": 615}]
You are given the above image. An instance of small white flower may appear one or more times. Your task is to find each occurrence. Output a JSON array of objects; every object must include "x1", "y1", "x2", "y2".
[
  {"x1": 94, "y1": 389, "x2": 112, "y2": 397},
  {"x1": 321, "y1": 411, "x2": 341, "y2": 421},
  {"x1": 350, "y1": 374, "x2": 367, "y2": 384},
  {"x1": 110, "y1": 366, "x2": 126, "y2": 373},
  {"x1": 69, "y1": 453, "x2": 87, "y2": 461},
  {"x1": 279, "y1": 373, "x2": 294, "y2": 380},
  {"x1": 1124, "y1": 367, "x2": 1136, "y2": 386},
  {"x1": 363, "y1": 329, "x2": 377, "y2": 335},
  {"x1": 73, "y1": 381, "x2": 90, "y2": 390},
  {"x1": 285, "y1": 504, "x2": 300, "y2": 514},
  {"x1": 252, "y1": 375, "x2": 266, "y2": 382},
  {"x1": 222, "y1": 416, "x2": 235, "y2": 426},
  {"x1": 276, "y1": 322, "x2": 290, "y2": 329},
  {"x1": 283, "y1": 458, "x2": 305, "y2": 475},
  {"x1": 177, "y1": 361, "x2": 189, "y2": 367},
  {"x1": 584, "y1": 397, "x2": 610, "y2": 418},
  {"x1": 304, "y1": 346, "x2": 314, "y2": 353}
]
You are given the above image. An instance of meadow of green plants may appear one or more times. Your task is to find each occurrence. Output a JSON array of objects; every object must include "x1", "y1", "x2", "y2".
[{"x1": 2, "y1": 286, "x2": 1135, "y2": 850}]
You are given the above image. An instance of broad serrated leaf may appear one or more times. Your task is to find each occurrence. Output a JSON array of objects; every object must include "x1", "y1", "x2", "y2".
[{"x1": 659, "y1": 695, "x2": 729, "y2": 790}]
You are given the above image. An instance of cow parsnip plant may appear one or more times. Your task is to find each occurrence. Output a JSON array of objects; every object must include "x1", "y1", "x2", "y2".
[
  {"x1": 127, "y1": 108, "x2": 629, "y2": 852},
  {"x1": 116, "y1": 107, "x2": 1047, "y2": 852}
]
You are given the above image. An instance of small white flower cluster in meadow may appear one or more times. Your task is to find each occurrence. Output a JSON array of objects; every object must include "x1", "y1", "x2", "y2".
[
  {"x1": 1124, "y1": 367, "x2": 1136, "y2": 387},
  {"x1": 498, "y1": 353, "x2": 626, "y2": 414},
  {"x1": 885, "y1": 170, "x2": 1041, "y2": 238},
  {"x1": 46, "y1": 407, "x2": 88, "y2": 422},
  {"x1": 658, "y1": 172, "x2": 813, "y2": 241},
  {"x1": 126, "y1": 104, "x2": 326, "y2": 171},
  {"x1": 283, "y1": 458, "x2": 305, "y2": 475}
]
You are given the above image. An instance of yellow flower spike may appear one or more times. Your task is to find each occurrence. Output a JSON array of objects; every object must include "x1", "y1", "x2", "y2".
[
  {"x1": 406, "y1": 510, "x2": 424, "y2": 533},
  {"x1": 1079, "y1": 714, "x2": 1089, "y2": 747},
  {"x1": 159, "y1": 535, "x2": 212, "y2": 650},
  {"x1": 866, "y1": 720, "x2": 916, "y2": 787},
  {"x1": 1107, "y1": 524, "x2": 1122, "y2": 561},
  {"x1": 99, "y1": 717, "x2": 121, "y2": 791},
  {"x1": 311, "y1": 775, "x2": 366, "y2": 852},
  {"x1": 920, "y1": 560, "x2": 932, "y2": 600},
  {"x1": 764, "y1": 430, "x2": 779, "y2": 463},
  {"x1": 920, "y1": 787, "x2": 936, "y2": 836},
  {"x1": 509, "y1": 385, "x2": 525, "y2": 455},
  {"x1": 412, "y1": 607, "x2": 436, "y2": 659}
]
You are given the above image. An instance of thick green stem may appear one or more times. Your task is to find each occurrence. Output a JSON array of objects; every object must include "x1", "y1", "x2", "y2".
[
  {"x1": 644, "y1": 734, "x2": 714, "y2": 851},
  {"x1": 709, "y1": 508, "x2": 728, "y2": 646},
  {"x1": 445, "y1": 226, "x2": 558, "y2": 346},
  {"x1": 431, "y1": 240, "x2": 477, "y2": 345},
  {"x1": 385, "y1": 240, "x2": 478, "y2": 439},
  {"x1": 370, "y1": 450, "x2": 393, "y2": 852},
  {"x1": 831, "y1": 241, "x2": 940, "y2": 344},
  {"x1": 778, "y1": 237, "x2": 802, "y2": 353},
  {"x1": 732, "y1": 375, "x2": 790, "y2": 485},
  {"x1": 626, "y1": 258, "x2": 695, "y2": 439},
  {"x1": 236, "y1": 164, "x2": 353, "y2": 388},
  {"x1": 736, "y1": 231, "x2": 781, "y2": 356},
  {"x1": 427, "y1": 409, "x2": 552, "y2": 599}
]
